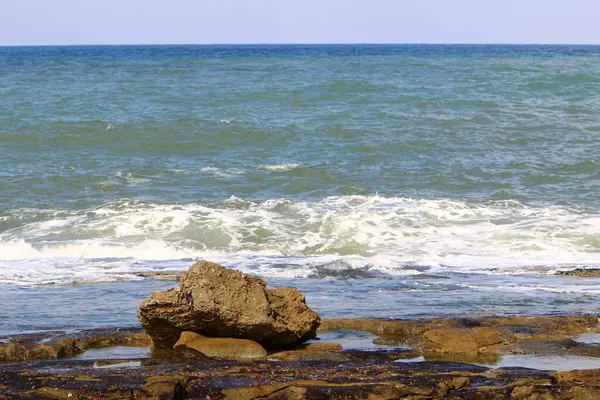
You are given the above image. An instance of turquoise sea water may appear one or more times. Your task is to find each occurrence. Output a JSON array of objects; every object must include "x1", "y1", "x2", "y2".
[{"x1": 2, "y1": 45, "x2": 600, "y2": 333}]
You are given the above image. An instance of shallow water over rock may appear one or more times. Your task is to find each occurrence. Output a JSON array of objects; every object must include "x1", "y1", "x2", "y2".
[
  {"x1": 3, "y1": 273, "x2": 600, "y2": 336},
  {"x1": 484, "y1": 355, "x2": 600, "y2": 371},
  {"x1": 76, "y1": 346, "x2": 150, "y2": 361},
  {"x1": 312, "y1": 329, "x2": 407, "y2": 351}
]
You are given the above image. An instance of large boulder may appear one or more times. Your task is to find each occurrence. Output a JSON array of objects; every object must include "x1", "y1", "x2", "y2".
[{"x1": 138, "y1": 261, "x2": 320, "y2": 349}]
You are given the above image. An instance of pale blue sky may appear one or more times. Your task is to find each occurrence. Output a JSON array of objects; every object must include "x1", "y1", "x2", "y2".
[{"x1": 1, "y1": 0, "x2": 599, "y2": 46}]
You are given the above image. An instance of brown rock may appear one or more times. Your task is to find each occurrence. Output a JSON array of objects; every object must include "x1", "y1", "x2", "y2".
[
  {"x1": 26, "y1": 344, "x2": 57, "y2": 360},
  {"x1": 555, "y1": 267, "x2": 600, "y2": 277},
  {"x1": 0, "y1": 343, "x2": 27, "y2": 362},
  {"x1": 138, "y1": 261, "x2": 320, "y2": 349},
  {"x1": 223, "y1": 382, "x2": 306, "y2": 400},
  {"x1": 451, "y1": 376, "x2": 470, "y2": 390},
  {"x1": 267, "y1": 349, "x2": 346, "y2": 362},
  {"x1": 173, "y1": 331, "x2": 267, "y2": 360},
  {"x1": 422, "y1": 327, "x2": 504, "y2": 356},
  {"x1": 297, "y1": 343, "x2": 343, "y2": 352},
  {"x1": 49, "y1": 338, "x2": 82, "y2": 358},
  {"x1": 0, "y1": 343, "x2": 58, "y2": 362},
  {"x1": 568, "y1": 387, "x2": 600, "y2": 400},
  {"x1": 510, "y1": 385, "x2": 557, "y2": 399},
  {"x1": 135, "y1": 376, "x2": 190, "y2": 400},
  {"x1": 553, "y1": 369, "x2": 600, "y2": 384},
  {"x1": 320, "y1": 318, "x2": 431, "y2": 338},
  {"x1": 262, "y1": 341, "x2": 341, "y2": 361}
]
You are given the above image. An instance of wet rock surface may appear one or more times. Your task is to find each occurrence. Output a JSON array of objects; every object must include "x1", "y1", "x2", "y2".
[
  {"x1": 556, "y1": 267, "x2": 600, "y2": 277},
  {"x1": 0, "y1": 328, "x2": 151, "y2": 362},
  {"x1": 138, "y1": 261, "x2": 321, "y2": 349},
  {"x1": 2, "y1": 315, "x2": 600, "y2": 398},
  {"x1": 173, "y1": 331, "x2": 268, "y2": 360},
  {"x1": 2, "y1": 353, "x2": 600, "y2": 399},
  {"x1": 422, "y1": 327, "x2": 504, "y2": 357}
]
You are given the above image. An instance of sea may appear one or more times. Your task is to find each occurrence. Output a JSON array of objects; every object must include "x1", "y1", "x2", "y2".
[{"x1": 1, "y1": 44, "x2": 600, "y2": 335}]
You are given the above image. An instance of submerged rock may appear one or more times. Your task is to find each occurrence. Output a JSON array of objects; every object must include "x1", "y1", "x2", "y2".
[
  {"x1": 138, "y1": 261, "x2": 320, "y2": 349},
  {"x1": 174, "y1": 331, "x2": 267, "y2": 360},
  {"x1": 556, "y1": 267, "x2": 600, "y2": 277}
]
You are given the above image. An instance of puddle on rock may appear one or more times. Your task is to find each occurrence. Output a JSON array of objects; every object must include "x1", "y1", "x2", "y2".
[
  {"x1": 76, "y1": 346, "x2": 150, "y2": 360},
  {"x1": 395, "y1": 354, "x2": 600, "y2": 371},
  {"x1": 395, "y1": 356, "x2": 426, "y2": 363},
  {"x1": 574, "y1": 333, "x2": 600, "y2": 345},
  {"x1": 36, "y1": 366, "x2": 78, "y2": 374},
  {"x1": 93, "y1": 360, "x2": 142, "y2": 369},
  {"x1": 483, "y1": 355, "x2": 600, "y2": 371},
  {"x1": 312, "y1": 330, "x2": 409, "y2": 351}
]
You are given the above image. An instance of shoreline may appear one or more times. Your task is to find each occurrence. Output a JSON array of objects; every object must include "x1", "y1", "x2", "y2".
[{"x1": 2, "y1": 314, "x2": 600, "y2": 399}]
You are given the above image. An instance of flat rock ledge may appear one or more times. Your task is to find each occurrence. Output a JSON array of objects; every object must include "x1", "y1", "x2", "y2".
[
  {"x1": 2, "y1": 356, "x2": 600, "y2": 400},
  {"x1": 2, "y1": 315, "x2": 600, "y2": 399},
  {"x1": 138, "y1": 261, "x2": 321, "y2": 349}
]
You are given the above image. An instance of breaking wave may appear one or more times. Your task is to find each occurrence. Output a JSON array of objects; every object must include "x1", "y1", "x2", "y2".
[{"x1": 1, "y1": 195, "x2": 600, "y2": 284}]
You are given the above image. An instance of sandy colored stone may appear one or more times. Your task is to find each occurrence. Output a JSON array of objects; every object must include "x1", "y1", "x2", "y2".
[
  {"x1": 555, "y1": 267, "x2": 600, "y2": 277},
  {"x1": 480, "y1": 315, "x2": 598, "y2": 337},
  {"x1": 135, "y1": 376, "x2": 189, "y2": 400},
  {"x1": 568, "y1": 387, "x2": 600, "y2": 400},
  {"x1": 222, "y1": 380, "x2": 427, "y2": 400},
  {"x1": 0, "y1": 343, "x2": 59, "y2": 362},
  {"x1": 138, "y1": 261, "x2": 320, "y2": 349},
  {"x1": 173, "y1": 331, "x2": 267, "y2": 360},
  {"x1": 320, "y1": 318, "x2": 432, "y2": 338},
  {"x1": 451, "y1": 376, "x2": 470, "y2": 390},
  {"x1": 422, "y1": 327, "x2": 504, "y2": 355},
  {"x1": 26, "y1": 344, "x2": 58, "y2": 360},
  {"x1": 553, "y1": 369, "x2": 600, "y2": 384},
  {"x1": 297, "y1": 343, "x2": 343, "y2": 352},
  {"x1": 0, "y1": 343, "x2": 27, "y2": 362},
  {"x1": 267, "y1": 349, "x2": 346, "y2": 362},
  {"x1": 223, "y1": 382, "x2": 303, "y2": 400}
]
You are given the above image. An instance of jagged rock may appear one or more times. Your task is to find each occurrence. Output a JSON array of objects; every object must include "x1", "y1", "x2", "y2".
[
  {"x1": 0, "y1": 343, "x2": 58, "y2": 362},
  {"x1": 138, "y1": 261, "x2": 320, "y2": 349},
  {"x1": 174, "y1": 331, "x2": 267, "y2": 360}
]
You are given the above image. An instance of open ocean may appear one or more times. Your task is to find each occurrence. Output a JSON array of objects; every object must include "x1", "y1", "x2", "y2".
[{"x1": 2, "y1": 44, "x2": 600, "y2": 334}]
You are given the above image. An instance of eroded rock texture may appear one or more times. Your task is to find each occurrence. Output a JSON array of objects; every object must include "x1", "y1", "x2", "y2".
[{"x1": 138, "y1": 261, "x2": 320, "y2": 349}]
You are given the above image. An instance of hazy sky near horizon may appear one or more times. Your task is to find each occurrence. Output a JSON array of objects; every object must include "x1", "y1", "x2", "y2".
[{"x1": 1, "y1": 0, "x2": 599, "y2": 46}]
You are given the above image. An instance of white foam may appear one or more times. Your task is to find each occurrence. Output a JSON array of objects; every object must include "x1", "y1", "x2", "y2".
[
  {"x1": 1, "y1": 196, "x2": 600, "y2": 284},
  {"x1": 99, "y1": 172, "x2": 151, "y2": 187},
  {"x1": 200, "y1": 166, "x2": 246, "y2": 177},
  {"x1": 258, "y1": 163, "x2": 299, "y2": 171}
]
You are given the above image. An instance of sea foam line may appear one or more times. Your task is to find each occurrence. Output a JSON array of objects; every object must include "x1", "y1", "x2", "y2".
[{"x1": 1, "y1": 196, "x2": 600, "y2": 285}]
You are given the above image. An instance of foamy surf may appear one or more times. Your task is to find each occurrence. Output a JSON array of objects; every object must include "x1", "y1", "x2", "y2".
[
  {"x1": 258, "y1": 163, "x2": 300, "y2": 171},
  {"x1": 1, "y1": 196, "x2": 600, "y2": 285}
]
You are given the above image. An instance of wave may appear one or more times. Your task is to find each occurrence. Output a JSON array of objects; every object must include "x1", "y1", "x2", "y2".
[
  {"x1": 1, "y1": 196, "x2": 600, "y2": 284},
  {"x1": 258, "y1": 163, "x2": 299, "y2": 171}
]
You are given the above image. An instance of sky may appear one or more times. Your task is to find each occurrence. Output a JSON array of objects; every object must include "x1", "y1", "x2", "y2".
[{"x1": 1, "y1": 0, "x2": 599, "y2": 46}]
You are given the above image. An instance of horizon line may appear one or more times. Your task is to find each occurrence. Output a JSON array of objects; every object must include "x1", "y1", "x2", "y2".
[{"x1": 2, "y1": 42, "x2": 600, "y2": 48}]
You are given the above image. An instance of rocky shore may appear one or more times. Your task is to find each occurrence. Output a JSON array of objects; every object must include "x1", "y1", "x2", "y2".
[{"x1": 1, "y1": 262, "x2": 600, "y2": 399}]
